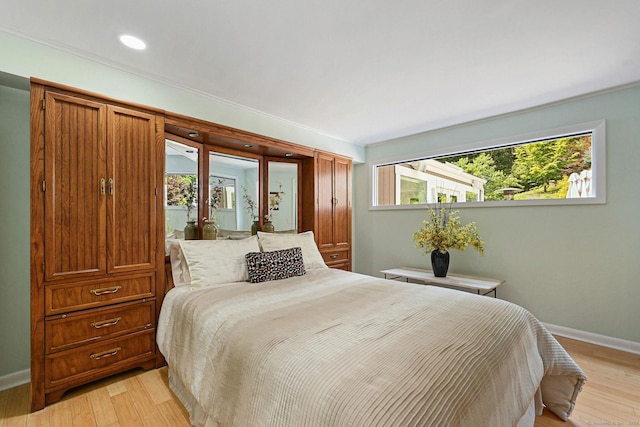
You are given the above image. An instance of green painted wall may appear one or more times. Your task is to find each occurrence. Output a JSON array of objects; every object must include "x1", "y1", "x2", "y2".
[
  {"x1": 354, "y1": 84, "x2": 640, "y2": 343},
  {"x1": 0, "y1": 30, "x2": 363, "y2": 380},
  {"x1": 0, "y1": 30, "x2": 364, "y2": 163},
  {"x1": 1, "y1": 28, "x2": 638, "y2": 382},
  {"x1": 0, "y1": 84, "x2": 30, "y2": 377}
]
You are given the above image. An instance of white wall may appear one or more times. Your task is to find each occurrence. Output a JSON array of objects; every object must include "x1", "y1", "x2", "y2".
[{"x1": 354, "y1": 84, "x2": 640, "y2": 344}]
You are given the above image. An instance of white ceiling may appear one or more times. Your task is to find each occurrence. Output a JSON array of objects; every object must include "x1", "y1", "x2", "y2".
[{"x1": 2, "y1": 0, "x2": 639, "y2": 145}]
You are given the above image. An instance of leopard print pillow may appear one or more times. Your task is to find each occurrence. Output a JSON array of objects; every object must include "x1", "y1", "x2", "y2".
[{"x1": 245, "y1": 247, "x2": 306, "y2": 283}]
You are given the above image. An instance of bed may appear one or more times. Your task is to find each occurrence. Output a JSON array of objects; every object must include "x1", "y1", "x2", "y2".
[{"x1": 157, "y1": 232, "x2": 586, "y2": 427}]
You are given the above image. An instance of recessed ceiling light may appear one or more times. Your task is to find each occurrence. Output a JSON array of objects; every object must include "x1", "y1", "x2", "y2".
[
  {"x1": 188, "y1": 131, "x2": 199, "y2": 138},
  {"x1": 244, "y1": 144, "x2": 253, "y2": 148},
  {"x1": 119, "y1": 34, "x2": 146, "y2": 50}
]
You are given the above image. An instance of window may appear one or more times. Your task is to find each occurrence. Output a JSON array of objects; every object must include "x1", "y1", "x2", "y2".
[
  {"x1": 400, "y1": 175, "x2": 426, "y2": 204},
  {"x1": 209, "y1": 152, "x2": 260, "y2": 232},
  {"x1": 370, "y1": 120, "x2": 605, "y2": 208}
]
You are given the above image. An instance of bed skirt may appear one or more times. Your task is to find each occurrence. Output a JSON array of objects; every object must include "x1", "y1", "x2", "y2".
[{"x1": 168, "y1": 366, "x2": 539, "y2": 427}]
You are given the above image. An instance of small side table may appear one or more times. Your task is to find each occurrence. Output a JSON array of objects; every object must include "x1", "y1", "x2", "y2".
[{"x1": 381, "y1": 267, "x2": 505, "y2": 297}]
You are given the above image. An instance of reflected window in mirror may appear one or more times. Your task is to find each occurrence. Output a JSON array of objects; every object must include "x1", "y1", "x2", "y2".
[
  {"x1": 209, "y1": 175, "x2": 237, "y2": 229},
  {"x1": 209, "y1": 152, "x2": 259, "y2": 237},
  {"x1": 165, "y1": 139, "x2": 200, "y2": 242},
  {"x1": 267, "y1": 161, "x2": 299, "y2": 233}
]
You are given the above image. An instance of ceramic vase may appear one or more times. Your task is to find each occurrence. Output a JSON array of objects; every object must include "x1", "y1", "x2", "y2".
[{"x1": 431, "y1": 250, "x2": 450, "y2": 277}]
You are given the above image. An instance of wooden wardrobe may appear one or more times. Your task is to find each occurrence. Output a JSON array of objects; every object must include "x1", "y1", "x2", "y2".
[
  {"x1": 30, "y1": 81, "x2": 165, "y2": 410},
  {"x1": 302, "y1": 152, "x2": 352, "y2": 270},
  {"x1": 29, "y1": 80, "x2": 352, "y2": 411}
]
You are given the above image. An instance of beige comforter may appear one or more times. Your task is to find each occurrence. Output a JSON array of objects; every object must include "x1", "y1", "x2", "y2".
[{"x1": 157, "y1": 269, "x2": 585, "y2": 427}]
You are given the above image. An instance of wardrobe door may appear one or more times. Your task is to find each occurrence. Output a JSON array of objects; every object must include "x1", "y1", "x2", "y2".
[
  {"x1": 106, "y1": 105, "x2": 157, "y2": 273},
  {"x1": 315, "y1": 153, "x2": 335, "y2": 251},
  {"x1": 44, "y1": 92, "x2": 107, "y2": 281},
  {"x1": 332, "y1": 156, "x2": 351, "y2": 250}
]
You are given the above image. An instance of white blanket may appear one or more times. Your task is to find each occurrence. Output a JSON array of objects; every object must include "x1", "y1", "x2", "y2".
[{"x1": 157, "y1": 269, "x2": 585, "y2": 427}]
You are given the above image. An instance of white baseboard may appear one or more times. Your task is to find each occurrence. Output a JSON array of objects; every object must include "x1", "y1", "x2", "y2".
[
  {"x1": 0, "y1": 369, "x2": 30, "y2": 392},
  {"x1": 544, "y1": 323, "x2": 640, "y2": 355}
]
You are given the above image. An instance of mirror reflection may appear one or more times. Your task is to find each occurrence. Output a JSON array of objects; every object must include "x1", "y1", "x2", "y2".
[
  {"x1": 267, "y1": 161, "x2": 298, "y2": 233},
  {"x1": 209, "y1": 152, "x2": 259, "y2": 237},
  {"x1": 209, "y1": 175, "x2": 236, "y2": 229},
  {"x1": 165, "y1": 139, "x2": 199, "y2": 241}
]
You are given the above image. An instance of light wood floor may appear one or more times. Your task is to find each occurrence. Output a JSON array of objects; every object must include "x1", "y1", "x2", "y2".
[{"x1": 1, "y1": 336, "x2": 638, "y2": 426}]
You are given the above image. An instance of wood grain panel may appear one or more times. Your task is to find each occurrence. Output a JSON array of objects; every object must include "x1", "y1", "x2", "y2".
[
  {"x1": 45, "y1": 330, "x2": 155, "y2": 388},
  {"x1": 329, "y1": 262, "x2": 351, "y2": 271},
  {"x1": 320, "y1": 248, "x2": 350, "y2": 263},
  {"x1": 44, "y1": 92, "x2": 107, "y2": 281},
  {"x1": 333, "y1": 157, "x2": 351, "y2": 249},
  {"x1": 107, "y1": 106, "x2": 157, "y2": 273},
  {"x1": 30, "y1": 82, "x2": 48, "y2": 412},
  {"x1": 32, "y1": 82, "x2": 163, "y2": 411},
  {"x1": 377, "y1": 165, "x2": 395, "y2": 205},
  {"x1": 315, "y1": 154, "x2": 335, "y2": 249},
  {"x1": 299, "y1": 157, "x2": 316, "y2": 233},
  {"x1": 46, "y1": 300, "x2": 155, "y2": 353},
  {"x1": 45, "y1": 273, "x2": 154, "y2": 315}
]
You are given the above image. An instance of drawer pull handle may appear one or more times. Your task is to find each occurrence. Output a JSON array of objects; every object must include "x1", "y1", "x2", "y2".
[
  {"x1": 91, "y1": 317, "x2": 121, "y2": 329},
  {"x1": 330, "y1": 254, "x2": 339, "y2": 259},
  {"x1": 90, "y1": 286, "x2": 121, "y2": 296},
  {"x1": 90, "y1": 347, "x2": 121, "y2": 360}
]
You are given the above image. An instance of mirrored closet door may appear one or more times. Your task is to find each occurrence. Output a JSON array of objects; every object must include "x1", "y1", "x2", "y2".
[
  {"x1": 209, "y1": 151, "x2": 260, "y2": 239},
  {"x1": 266, "y1": 159, "x2": 300, "y2": 233},
  {"x1": 165, "y1": 138, "x2": 200, "y2": 242}
]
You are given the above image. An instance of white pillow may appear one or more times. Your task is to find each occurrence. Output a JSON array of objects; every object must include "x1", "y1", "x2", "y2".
[
  {"x1": 257, "y1": 231, "x2": 327, "y2": 270},
  {"x1": 169, "y1": 241, "x2": 190, "y2": 287},
  {"x1": 169, "y1": 236, "x2": 261, "y2": 288}
]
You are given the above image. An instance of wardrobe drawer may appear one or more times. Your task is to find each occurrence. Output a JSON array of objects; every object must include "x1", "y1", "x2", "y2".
[
  {"x1": 45, "y1": 300, "x2": 155, "y2": 354},
  {"x1": 321, "y1": 249, "x2": 350, "y2": 264},
  {"x1": 45, "y1": 330, "x2": 155, "y2": 388},
  {"x1": 45, "y1": 273, "x2": 154, "y2": 315},
  {"x1": 329, "y1": 261, "x2": 351, "y2": 271}
]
